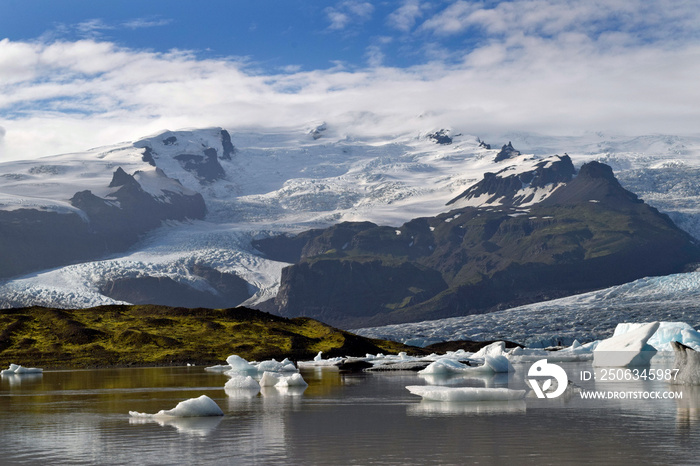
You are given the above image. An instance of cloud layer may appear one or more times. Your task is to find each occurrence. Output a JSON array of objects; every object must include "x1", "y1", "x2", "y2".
[{"x1": 1, "y1": 0, "x2": 700, "y2": 160}]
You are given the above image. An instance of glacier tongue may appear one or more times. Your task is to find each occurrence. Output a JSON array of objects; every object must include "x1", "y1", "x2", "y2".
[{"x1": 353, "y1": 270, "x2": 700, "y2": 346}]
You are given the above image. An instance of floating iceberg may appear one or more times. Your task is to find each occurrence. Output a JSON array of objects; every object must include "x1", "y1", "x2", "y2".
[
  {"x1": 274, "y1": 373, "x2": 308, "y2": 388},
  {"x1": 129, "y1": 395, "x2": 224, "y2": 418},
  {"x1": 256, "y1": 358, "x2": 297, "y2": 373},
  {"x1": 1, "y1": 364, "x2": 43, "y2": 376},
  {"x1": 613, "y1": 321, "x2": 700, "y2": 352},
  {"x1": 259, "y1": 371, "x2": 308, "y2": 388},
  {"x1": 225, "y1": 355, "x2": 257, "y2": 373},
  {"x1": 224, "y1": 375, "x2": 260, "y2": 391},
  {"x1": 670, "y1": 341, "x2": 700, "y2": 385},
  {"x1": 593, "y1": 322, "x2": 659, "y2": 367},
  {"x1": 418, "y1": 354, "x2": 511, "y2": 375},
  {"x1": 419, "y1": 359, "x2": 472, "y2": 375},
  {"x1": 406, "y1": 385, "x2": 526, "y2": 402}
]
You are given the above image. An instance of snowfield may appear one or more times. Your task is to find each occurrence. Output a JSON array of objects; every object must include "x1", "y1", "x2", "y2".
[{"x1": 1, "y1": 124, "x2": 700, "y2": 343}]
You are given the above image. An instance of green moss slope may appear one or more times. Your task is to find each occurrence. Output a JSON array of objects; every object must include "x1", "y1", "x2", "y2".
[{"x1": 0, "y1": 305, "x2": 421, "y2": 369}]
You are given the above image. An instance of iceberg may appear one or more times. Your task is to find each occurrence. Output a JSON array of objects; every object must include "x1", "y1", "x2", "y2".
[
  {"x1": 259, "y1": 371, "x2": 308, "y2": 388},
  {"x1": 274, "y1": 373, "x2": 308, "y2": 388},
  {"x1": 224, "y1": 375, "x2": 260, "y2": 391},
  {"x1": 259, "y1": 371, "x2": 281, "y2": 387},
  {"x1": 129, "y1": 395, "x2": 224, "y2": 418},
  {"x1": 593, "y1": 322, "x2": 660, "y2": 367},
  {"x1": 614, "y1": 321, "x2": 700, "y2": 351},
  {"x1": 225, "y1": 355, "x2": 257, "y2": 372},
  {"x1": 418, "y1": 355, "x2": 511, "y2": 375},
  {"x1": 419, "y1": 359, "x2": 472, "y2": 375},
  {"x1": 406, "y1": 385, "x2": 526, "y2": 402},
  {"x1": 1, "y1": 364, "x2": 43, "y2": 376},
  {"x1": 256, "y1": 358, "x2": 298, "y2": 373}
]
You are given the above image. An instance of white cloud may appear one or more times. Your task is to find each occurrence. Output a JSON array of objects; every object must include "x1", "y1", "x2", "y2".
[
  {"x1": 2, "y1": 1, "x2": 700, "y2": 160},
  {"x1": 387, "y1": 0, "x2": 427, "y2": 32},
  {"x1": 365, "y1": 45, "x2": 385, "y2": 67},
  {"x1": 325, "y1": 1, "x2": 375, "y2": 30},
  {"x1": 122, "y1": 18, "x2": 172, "y2": 29}
]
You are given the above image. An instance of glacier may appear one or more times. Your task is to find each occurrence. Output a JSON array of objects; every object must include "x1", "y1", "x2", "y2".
[{"x1": 1, "y1": 124, "x2": 700, "y2": 343}]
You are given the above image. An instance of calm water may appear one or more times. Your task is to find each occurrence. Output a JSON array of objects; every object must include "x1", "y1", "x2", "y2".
[{"x1": 2, "y1": 362, "x2": 700, "y2": 465}]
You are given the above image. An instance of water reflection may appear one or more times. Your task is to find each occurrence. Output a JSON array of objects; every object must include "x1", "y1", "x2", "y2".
[
  {"x1": 1, "y1": 364, "x2": 700, "y2": 464},
  {"x1": 408, "y1": 399, "x2": 527, "y2": 416},
  {"x1": 129, "y1": 415, "x2": 223, "y2": 436}
]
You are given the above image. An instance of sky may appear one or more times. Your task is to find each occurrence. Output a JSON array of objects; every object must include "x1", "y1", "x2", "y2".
[{"x1": 1, "y1": 0, "x2": 700, "y2": 160}]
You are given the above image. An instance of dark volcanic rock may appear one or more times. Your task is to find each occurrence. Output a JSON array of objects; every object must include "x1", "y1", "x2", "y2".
[
  {"x1": 428, "y1": 129, "x2": 453, "y2": 145},
  {"x1": 494, "y1": 141, "x2": 521, "y2": 162},
  {"x1": 220, "y1": 129, "x2": 235, "y2": 160},
  {"x1": 478, "y1": 138, "x2": 491, "y2": 150},
  {"x1": 0, "y1": 167, "x2": 206, "y2": 279},
  {"x1": 99, "y1": 264, "x2": 252, "y2": 309},
  {"x1": 448, "y1": 155, "x2": 576, "y2": 207},
  {"x1": 0, "y1": 209, "x2": 102, "y2": 278},
  {"x1": 175, "y1": 148, "x2": 226, "y2": 183},
  {"x1": 71, "y1": 168, "x2": 206, "y2": 249},
  {"x1": 141, "y1": 147, "x2": 156, "y2": 166}
]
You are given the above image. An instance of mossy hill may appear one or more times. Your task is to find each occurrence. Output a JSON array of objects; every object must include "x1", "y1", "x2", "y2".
[
  {"x1": 0, "y1": 305, "x2": 423, "y2": 369},
  {"x1": 256, "y1": 162, "x2": 700, "y2": 328}
]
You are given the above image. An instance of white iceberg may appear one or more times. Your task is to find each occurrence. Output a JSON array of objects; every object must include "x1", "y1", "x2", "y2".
[
  {"x1": 259, "y1": 371, "x2": 281, "y2": 387},
  {"x1": 418, "y1": 354, "x2": 511, "y2": 375},
  {"x1": 313, "y1": 351, "x2": 323, "y2": 362},
  {"x1": 609, "y1": 321, "x2": 700, "y2": 352},
  {"x1": 593, "y1": 322, "x2": 660, "y2": 367},
  {"x1": 225, "y1": 355, "x2": 257, "y2": 372},
  {"x1": 482, "y1": 355, "x2": 513, "y2": 373},
  {"x1": 224, "y1": 375, "x2": 260, "y2": 391},
  {"x1": 406, "y1": 385, "x2": 526, "y2": 402},
  {"x1": 204, "y1": 364, "x2": 232, "y2": 372},
  {"x1": 274, "y1": 373, "x2": 308, "y2": 388},
  {"x1": 472, "y1": 341, "x2": 507, "y2": 359},
  {"x1": 129, "y1": 395, "x2": 224, "y2": 418},
  {"x1": 419, "y1": 359, "x2": 472, "y2": 375},
  {"x1": 1, "y1": 364, "x2": 43, "y2": 376},
  {"x1": 256, "y1": 358, "x2": 298, "y2": 373}
]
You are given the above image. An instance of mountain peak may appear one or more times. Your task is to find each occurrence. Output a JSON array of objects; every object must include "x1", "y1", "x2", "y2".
[{"x1": 494, "y1": 141, "x2": 521, "y2": 162}]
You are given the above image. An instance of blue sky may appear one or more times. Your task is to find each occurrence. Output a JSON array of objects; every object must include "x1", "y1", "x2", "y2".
[
  {"x1": 0, "y1": 0, "x2": 479, "y2": 70},
  {"x1": 1, "y1": 1, "x2": 700, "y2": 160}
]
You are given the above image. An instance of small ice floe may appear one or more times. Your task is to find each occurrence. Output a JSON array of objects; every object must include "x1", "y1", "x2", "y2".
[
  {"x1": 225, "y1": 355, "x2": 257, "y2": 373},
  {"x1": 406, "y1": 385, "x2": 526, "y2": 402},
  {"x1": 1, "y1": 364, "x2": 43, "y2": 376},
  {"x1": 224, "y1": 375, "x2": 261, "y2": 399},
  {"x1": 298, "y1": 351, "x2": 344, "y2": 368},
  {"x1": 259, "y1": 371, "x2": 308, "y2": 388},
  {"x1": 256, "y1": 358, "x2": 298, "y2": 373},
  {"x1": 129, "y1": 395, "x2": 224, "y2": 418},
  {"x1": 418, "y1": 355, "x2": 511, "y2": 375},
  {"x1": 670, "y1": 341, "x2": 700, "y2": 385},
  {"x1": 593, "y1": 322, "x2": 660, "y2": 367},
  {"x1": 224, "y1": 375, "x2": 261, "y2": 391}
]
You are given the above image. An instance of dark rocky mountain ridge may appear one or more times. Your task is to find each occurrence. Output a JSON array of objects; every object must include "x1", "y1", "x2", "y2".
[{"x1": 256, "y1": 160, "x2": 700, "y2": 328}]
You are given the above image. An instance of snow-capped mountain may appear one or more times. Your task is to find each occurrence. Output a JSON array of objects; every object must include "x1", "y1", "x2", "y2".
[{"x1": 1, "y1": 125, "x2": 699, "y2": 338}]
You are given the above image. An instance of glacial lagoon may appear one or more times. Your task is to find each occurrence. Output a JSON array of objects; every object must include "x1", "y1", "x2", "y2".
[{"x1": 2, "y1": 362, "x2": 700, "y2": 465}]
